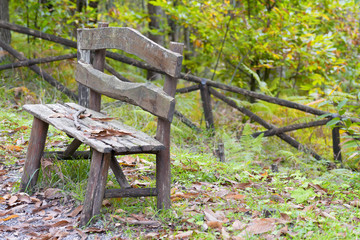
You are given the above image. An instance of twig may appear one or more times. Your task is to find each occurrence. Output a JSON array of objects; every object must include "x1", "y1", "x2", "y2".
[{"x1": 73, "y1": 109, "x2": 86, "y2": 130}]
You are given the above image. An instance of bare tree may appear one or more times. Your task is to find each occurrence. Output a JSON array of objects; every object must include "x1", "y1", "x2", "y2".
[
  {"x1": 147, "y1": 2, "x2": 164, "y2": 81},
  {"x1": 0, "y1": 0, "x2": 11, "y2": 61}
]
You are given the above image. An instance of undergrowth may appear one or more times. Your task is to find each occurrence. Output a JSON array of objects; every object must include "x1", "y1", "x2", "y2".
[{"x1": 1, "y1": 36, "x2": 360, "y2": 239}]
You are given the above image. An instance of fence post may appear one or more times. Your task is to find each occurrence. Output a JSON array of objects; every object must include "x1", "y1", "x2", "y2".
[
  {"x1": 200, "y1": 79, "x2": 225, "y2": 162},
  {"x1": 200, "y1": 79, "x2": 215, "y2": 132},
  {"x1": 332, "y1": 127, "x2": 342, "y2": 163}
]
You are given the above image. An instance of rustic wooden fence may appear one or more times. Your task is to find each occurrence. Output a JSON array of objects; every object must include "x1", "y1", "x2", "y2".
[{"x1": 1, "y1": 20, "x2": 358, "y2": 164}]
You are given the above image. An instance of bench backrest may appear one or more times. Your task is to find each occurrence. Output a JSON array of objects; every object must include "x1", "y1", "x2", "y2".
[{"x1": 76, "y1": 26, "x2": 183, "y2": 122}]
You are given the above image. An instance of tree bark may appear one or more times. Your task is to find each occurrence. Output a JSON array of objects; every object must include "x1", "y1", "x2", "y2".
[
  {"x1": 0, "y1": 0, "x2": 10, "y2": 61},
  {"x1": 147, "y1": 2, "x2": 164, "y2": 81}
]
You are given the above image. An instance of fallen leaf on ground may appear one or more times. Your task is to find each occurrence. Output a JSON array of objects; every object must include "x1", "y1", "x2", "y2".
[
  {"x1": 225, "y1": 194, "x2": 246, "y2": 201},
  {"x1": 1, "y1": 214, "x2": 19, "y2": 222},
  {"x1": 244, "y1": 218, "x2": 276, "y2": 235},
  {"x1": 232, "y1": 220, "x2": 246, "y2": 231},
  {"x1": 350, "y1": 200, "x2": 360, "y2": 208},
  {"x1": 8, "y1": 195, "x2": 18, "y2": 205},
  {"x1": 206, "y1": 221, "x2": 223, "y2": 229},
  {"x1": 174, "y1": 230, "x2": 193, "y2": 239},
  {"x1": 67, "y1": 205, "x2": 83, "y2": 218},
  {"x1": 44, "y1": 188, "x2": 62, "y2": 199},
  {"x1": 5, "y1": 145, "x2": 23, "y2": 152}
]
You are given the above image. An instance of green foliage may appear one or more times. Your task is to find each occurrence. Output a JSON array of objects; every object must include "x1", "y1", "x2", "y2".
[{"x1": 290, "y1": 188, "x2": 317, "y2": 204}]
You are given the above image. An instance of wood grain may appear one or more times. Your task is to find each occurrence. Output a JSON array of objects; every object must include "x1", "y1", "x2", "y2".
[
  {"x1": 155, "y1": 42, "x2": 184, "y2": 210},
  {"x1": 77, "y1": 27, "x2": 183, "y2": 77},
  {"x1": 76, "y1": 62, "x2": 175, "y2": 121},
  {"x1": 20, "y1": 117, "x2": 49, "y2": 192}
]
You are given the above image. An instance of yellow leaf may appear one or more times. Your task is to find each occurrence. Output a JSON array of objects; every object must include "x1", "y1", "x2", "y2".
[
  {"x1": 1, "y1": 214, "x2": 19, "y2": 222},
  {"x1": 5, "y1": 145, "x2": 23, "y2": 152}
]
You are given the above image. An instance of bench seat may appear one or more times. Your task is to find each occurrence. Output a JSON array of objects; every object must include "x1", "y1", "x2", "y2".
[{"x1": 23, "y1": 102, "x2": 164, "y2": 154}]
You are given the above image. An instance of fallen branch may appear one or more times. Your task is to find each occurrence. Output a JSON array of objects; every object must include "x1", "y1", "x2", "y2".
[
  {"x1": 0, "y1": 53, "x2": 76, "y2": 71},
  {"x1": 104, "y1": 63, "x2": 131, "y2": 82},
  {"x1": 209, "y1": 88, "x2": 324, "y2": 160},
  {"x1": 0, "y1": 40, "x2": 78, "y2": 101},
  {"x1": 174, "y1": 110, "x2": 202, "y2": 133},
  {"x1": 176, "y1": 85, "x2": 200, "y2": 94},
  {"x1": 252, "y1": 119, "x2": 330, "y2": 138},
  {"x1": 73, "y1": 108, "x2": 86, "y2": 130}
]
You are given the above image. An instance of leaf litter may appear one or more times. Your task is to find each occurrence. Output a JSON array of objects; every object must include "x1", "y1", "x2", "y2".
[{"x1": 1, "y1": 115, "x2": 360, "y2": 239}]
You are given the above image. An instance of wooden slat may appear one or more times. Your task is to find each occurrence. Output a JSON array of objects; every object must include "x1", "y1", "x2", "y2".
[
  {"x1": 23, "y1": 104, "x2": 112, "y2": 153},
  {"x1": 23, "y1": 103, "x2": 164, "y2": 154},
  {"x1": 104, "y1": 188, "x2": 157, "y2": 198},
  {"x1": 65, "y1": 102, "x2": 164, "y2": 151},
  {"x1": 77, "y1": 27, "x2": 183, "y2": 78},
  {"x1": 76, "y1": 62, "x2": 175, "y2": 121}
]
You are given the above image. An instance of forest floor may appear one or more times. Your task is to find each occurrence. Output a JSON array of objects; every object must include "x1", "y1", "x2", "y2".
[
  {"x1": 0, "y1": 70, "x2": 359, "y2": 239},
  {"x1": 1, "y1": 103, "x2": 360, "y2": 240}
]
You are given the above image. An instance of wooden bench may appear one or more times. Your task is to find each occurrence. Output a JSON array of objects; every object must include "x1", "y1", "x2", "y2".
[{"x1": 20, "y1": 25, "x2": 183, "y2": 226}]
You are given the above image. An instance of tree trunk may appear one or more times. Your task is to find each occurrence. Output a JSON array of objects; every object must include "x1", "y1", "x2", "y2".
[
  {"x1": 0, "y1": 0, "x2": 10, "y2": 61},
  {"x1": 147, "y1": 2, "x2": 164, "y2": 81}
]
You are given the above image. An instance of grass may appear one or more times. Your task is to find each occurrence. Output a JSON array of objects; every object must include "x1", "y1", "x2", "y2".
[{"x1": 1, "y1": 40, "x2": 360, "y2": 239}]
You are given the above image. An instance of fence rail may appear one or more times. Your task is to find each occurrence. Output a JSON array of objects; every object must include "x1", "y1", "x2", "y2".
[{"x1": 1, "y1": 20, "x2": 358, "y2": 164}]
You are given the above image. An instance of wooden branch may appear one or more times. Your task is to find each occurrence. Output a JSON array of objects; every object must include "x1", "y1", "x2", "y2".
[
  {"x1": 252, "y1": 119, "x2": 330, "y2": 138},
  {"x1": 174, "y1": 110, "x2": 202, "y2": 132},
  {"x1": 0, "y1": 20, "x2": 77, "y2": 48},
  {"x1": 105, "y1": 188, "x2": 157, "y2": 198},
  {"x1": 43, "y1": 151, "x2": 91, "y2": 160},
  {"x1": 0, "y1": 53, "x2": 76, "y2": 71},
  {"x1": 73, "y1": 108, "x2": 85, "y2": 130},
  {"x1": 0, "y1": 40, "x2": 78, "y2": 101},
  {"x1": 176, "y1": 85, "x2": 200, "y2": 94},
  {"x1": 76, "y1": 62, "x2": 175, "y2": 121},
  {"x1": 77, "y1": 27, "x2": 183, "y2": 78},
  {"x1": 209, "y1": 88, "x2": 324, "y2": 160},
  {"x1": 104, "y1": 63, "x2": 131, "y2": 82}
]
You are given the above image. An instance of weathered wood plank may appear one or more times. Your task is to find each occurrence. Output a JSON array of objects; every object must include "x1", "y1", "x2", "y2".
[
  {"x1": 89, "y1": 22, "x2": 108, "y2": 113},
  {"x1": 80, "y1": 151, "x2": 110, "y2": 226},
  {"x1": 65, "y1": 102, "x2": 164, "y2": 150},
  {"x1": 23, "y1": 104, "x2": 112, "y2": 153},
  {"x1": 110, "y1": 155, "x2": 131, "y2": 189},
  {"x1": 105, "y1": 188, "x2": 157, "y2": 198},
  {"x1": 76, "y1": 62, "x2": 175, "y2": 121},
  {"x1": 156, "y1": 42, "x2": 184, "y2": 210},
  {"x1": 77, "y1": 27, "x2": 183, "y2": 78},
  {"x1": 20, "y1": 117, "x2": 49, "y2": 192}
]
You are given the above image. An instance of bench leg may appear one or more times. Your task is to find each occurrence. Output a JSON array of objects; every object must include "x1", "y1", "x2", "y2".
[
  {"x1": 156, "y1": 149, "x2": 171, "y2": 210},
  {"x1": 80, "y1": 150, "x2": 110, "y2": 226},
  {"x1": 110, "y1": 155, "x2": 131, "y2": 189},
  {"x1": 20, "y1": 117, "x2": 49, "y2": 192},
  {"x1": 63, "y1": 139, "x2": 82, "y2": 157}
]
